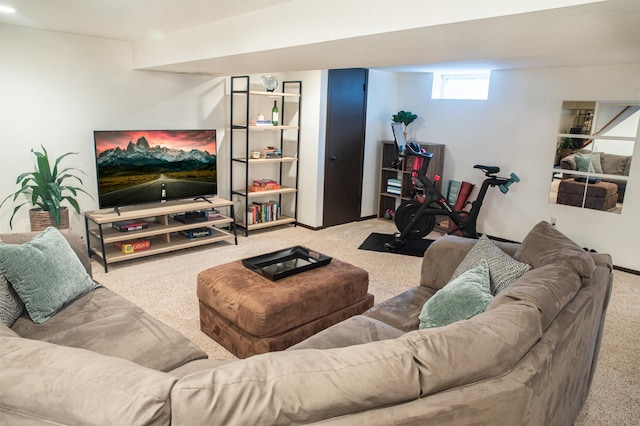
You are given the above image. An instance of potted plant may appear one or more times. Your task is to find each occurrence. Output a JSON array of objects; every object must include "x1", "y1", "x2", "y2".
[
  {"x1": 0, "y1": 145, "x2": 92, "y2": 230},
  {"x1": 556, "y1": 137, "x2": 581, "y2": 163},
  {"x1": 392, "y1": 110, "x2": 418, "y2": 139}
]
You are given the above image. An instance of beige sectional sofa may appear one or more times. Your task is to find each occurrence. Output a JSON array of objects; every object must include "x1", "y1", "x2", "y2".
[
  {"x1": 560, "y1": 151, "x2": 631, "y2": 202},
  {"x1": 0, "y1": 221, "x2": 612, "y2": 425}
]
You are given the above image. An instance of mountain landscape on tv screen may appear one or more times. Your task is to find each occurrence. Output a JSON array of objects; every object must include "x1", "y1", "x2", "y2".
[
  {"x1": 97, "y1": 136, "x2": 215, "y2": 170},
  {"x1": 95, "y1": 134, "x2": 217, "y2": 207}
]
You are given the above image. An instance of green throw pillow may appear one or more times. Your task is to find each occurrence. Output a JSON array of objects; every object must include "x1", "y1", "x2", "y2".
[
  {"x1": 575, "y1": 154, "x2": 594, "y2": 172},
  {"x1": 0, "y1": 227, "x2": 100, "y2": 323},
  {"x1": 575, "y1": 153, "x2": 602, "y2": 174},
  {"x1": 451, "y1": 234, "x2": 530, "y2": 295},
  {"x1": 419, "y1": 260, "x2": 493, "y2": 329}
]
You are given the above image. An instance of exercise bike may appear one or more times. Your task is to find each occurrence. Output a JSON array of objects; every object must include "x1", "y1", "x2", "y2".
[{"x1": 384, "y1": 141, "x2": 520, "y2": 250}]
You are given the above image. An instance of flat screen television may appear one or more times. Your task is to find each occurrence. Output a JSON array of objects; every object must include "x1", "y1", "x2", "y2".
[{"x1": 93, "y1": 130, "x2": 217, "y2": 209}]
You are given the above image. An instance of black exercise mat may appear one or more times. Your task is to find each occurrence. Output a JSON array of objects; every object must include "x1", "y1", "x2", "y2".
[{"x1": 358, "y1": 233, "x2": 434, "y2": 257}]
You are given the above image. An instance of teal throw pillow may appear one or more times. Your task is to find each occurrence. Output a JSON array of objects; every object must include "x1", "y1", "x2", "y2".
[
  {"x1": 419, "y1": 260, "x2": 493, "y2": 329},
  {"x1": 0, "y1": 273, "x2": 24, "y2": 327},
  {"x1": 575, "y1": 153, "x2": 602, "y2": 174},
  {"x1": 575, "y1": 154, "x2": 594, "y2": 172},
  {"x1": 0, "y1": 227, "x2": 100, "y2": 323},
  {"x1": 451, "y1": 234, "x2": 530, "y2": 295}
]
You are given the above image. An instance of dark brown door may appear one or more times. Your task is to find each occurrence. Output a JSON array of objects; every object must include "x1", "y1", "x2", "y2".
[{"x1": 323, "y1": 68, "x2": 368, "y2": 227}]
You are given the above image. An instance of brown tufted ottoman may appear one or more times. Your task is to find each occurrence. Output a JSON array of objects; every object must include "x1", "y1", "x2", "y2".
[
  {"x1": 557, "y1": 178, "x2": 618, "y2": 211},
  {"x1": 197, "y1": 257, "x2": 374, "y2": 358}
]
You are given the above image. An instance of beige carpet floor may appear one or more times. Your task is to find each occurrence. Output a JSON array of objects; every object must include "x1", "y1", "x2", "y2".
[{"x1": 92, "y1": 219, "x2": 639, "y2": 425}]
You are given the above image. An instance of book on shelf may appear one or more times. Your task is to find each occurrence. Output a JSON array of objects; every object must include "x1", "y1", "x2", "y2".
[
  {"x1": 179, "y1": 227, "x2": 213, "y2": 239},
  {"x1": 387, "y1": 178, "x2": 402, "y2": 195},
  {"x1": 112, "y1": 219, "x2": 149, "y2": 232},
  {"x1": 248, "y1": 179, "x2": 281, "y2": 192},
  {"x1": 200, "y1": 208, "x2": 221, "y2": 220},
  {"x1": 247, "y1": 200, "x2": 281, "y2": 225},
  {"x1": 386, "y1": 188, "x2": 402, "y2": 195},
  {"x1": 260, "y1": 148, "x2": 282, "y2": 158},
  {"x1": 113, "y1": 239, "x2": 150, "y2": 254},
  {"x1": 249, "y1": 119, "x2": 273, "y2": 126}
]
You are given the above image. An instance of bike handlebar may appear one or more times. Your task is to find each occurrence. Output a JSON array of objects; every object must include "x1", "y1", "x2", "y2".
[{"x1": 403, "y1": 142, "x2": 434, "y2": 159}]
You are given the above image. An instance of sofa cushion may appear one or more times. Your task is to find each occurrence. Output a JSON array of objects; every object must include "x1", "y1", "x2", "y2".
[
  {"x1": 403, "y1": 301, "x2": 543, "y2": 397},
  {"x1": 168, "y1": 358, "x2": 237, "y2": 378},
  {"x1": 0, "y1": 273, "x2": 23, "y2": 327},
  {"x1": 451, "y1": 235, "x2": 531, "y2": 294},
  {"x1": 288, "y1": 315, "x2": 405, "y2": 350},
  {"x1": 487, "y1": 262, "x2": 583, "y2": 330},
  {"x1": 0, "y1": 336, "x2": 176, "y2": 425},
  {"x1": 171, "y1": 340, "x2": 420, "y2": 425},
  {"x1": 514, "y1": 221, "x2": 595, "y2": 278},
  {"x1": 419, "y1": 260, "x2": 493, "y2": 329},
  {"x1": 11, "y1": 287, "x2": 207, "y2": 372},
  {"x1": 364, "y1": 285, "x2": 436, "y2": 332},
  {"x1": 0, "y1": 227, "x2": 100, "y2": 323},
  {"x1": 599, "y1": 152, "x2": 629, "y2": 175}
]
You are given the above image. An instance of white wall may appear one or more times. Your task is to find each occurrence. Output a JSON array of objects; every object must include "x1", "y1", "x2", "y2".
[
  {"x1": 395, "y1": 64, "x2": 640, "y2": 270},
  {"x1": 283, "y1": 70, "x2": 327, "y2": 228},
  {"x1": 363, "y1": 70, "x2": 399, "y2": 217},
  {"x1": 0, "y1": 25, "x2": 224, "y2": 234}
]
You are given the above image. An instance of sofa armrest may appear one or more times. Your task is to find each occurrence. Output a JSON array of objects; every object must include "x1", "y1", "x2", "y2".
[
  {"x1": 364, "y1": 286, "x2": 435, "y2": 332},
  {"x1": 419, "y1": 236, "x2": 521, "y2": 291},
  {"x1": 419, "y1": 236, "x2": 477, "y2": 290},
  {"x1": 560, "y1": 155, "x2": 578, "y2": 171},
  {"x1": 0, "y1": 230, "x2": 92, "y2": 277}
]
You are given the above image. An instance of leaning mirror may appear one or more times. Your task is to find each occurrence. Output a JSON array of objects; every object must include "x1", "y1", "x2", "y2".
[{"x1": 550, "y1": 101, "x2": 639, "y2": 214}]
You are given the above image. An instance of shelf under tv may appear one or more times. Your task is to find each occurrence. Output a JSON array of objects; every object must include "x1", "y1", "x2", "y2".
[
  {"x1": 85, "y1": 198, "x2": 237, "y2": 273},
  {"x1": 95, "y1": 228, "x2": 235, "y2": 264}
]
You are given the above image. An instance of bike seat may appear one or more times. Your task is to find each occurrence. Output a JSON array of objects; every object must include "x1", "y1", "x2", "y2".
[{"x1": 474, "y1": 164, "x2": 500, "y2": 174}]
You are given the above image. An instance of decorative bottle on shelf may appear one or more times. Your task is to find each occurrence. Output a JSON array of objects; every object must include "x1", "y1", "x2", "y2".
[
  {"x1": 160, "y1": 183, "x2": 167, "y2": 203},
  {"x1": 271, "y1": 100, "x2": 279, "y2": 126}
]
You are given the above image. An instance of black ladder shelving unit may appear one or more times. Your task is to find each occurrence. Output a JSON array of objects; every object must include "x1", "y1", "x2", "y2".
[{"x1": 230, "y1": 75, "x2": 302, "y2": 236}]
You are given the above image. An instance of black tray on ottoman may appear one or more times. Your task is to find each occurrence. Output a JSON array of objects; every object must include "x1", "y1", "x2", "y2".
[{"x1": 242, "y1": 246, "x2": 332, "y2": 281}]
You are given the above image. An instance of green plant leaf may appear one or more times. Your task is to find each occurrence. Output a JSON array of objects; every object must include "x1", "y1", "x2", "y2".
[
  {"x1": 64, "y1": 197, "x2": 81, "y2": 214},
  {"x1": 1, "y1": 145, "x2": 93, "y2": 229},
  {"x1": 392, "y1": 110, "x2": 418, "y2": 127},
  {"x1": 8, "y1": 202, "x2": 29, "y2": 229}
]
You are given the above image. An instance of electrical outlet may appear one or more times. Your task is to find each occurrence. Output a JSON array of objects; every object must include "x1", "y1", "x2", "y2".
[{"x1": 550, "y1": 217, "x2": 558, "y2": 226}]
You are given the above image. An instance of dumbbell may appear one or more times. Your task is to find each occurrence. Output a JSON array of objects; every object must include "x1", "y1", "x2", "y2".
[{"x1": 499, "y1": 173, "x2": 520, "y2": 194}]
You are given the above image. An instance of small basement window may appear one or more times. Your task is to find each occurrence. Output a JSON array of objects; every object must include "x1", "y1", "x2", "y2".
[{"x1": 432, "y1": 71, "x2": 491, "y2": 100}]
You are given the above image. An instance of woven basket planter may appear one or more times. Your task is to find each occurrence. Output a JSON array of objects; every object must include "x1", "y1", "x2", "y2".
[{"x1": 29, "y1": 207, "x2": 70, "y2": 232}]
